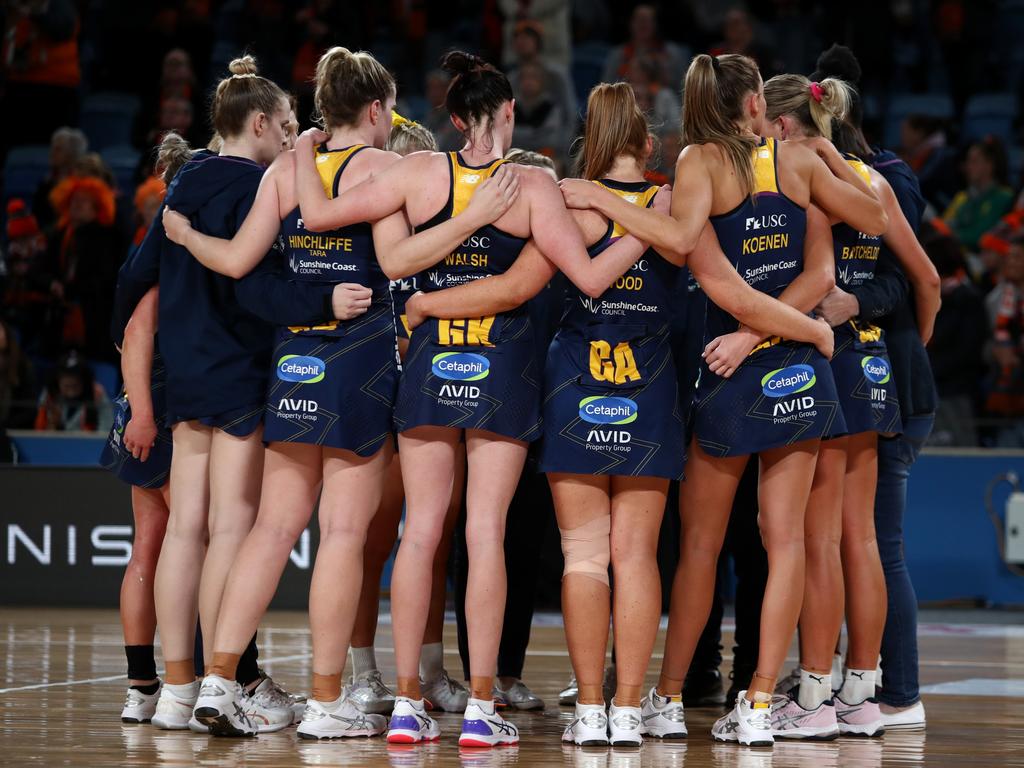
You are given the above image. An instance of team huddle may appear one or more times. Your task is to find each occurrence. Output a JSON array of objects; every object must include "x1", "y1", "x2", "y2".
[{"x1": 100, "y1": 42, "x2": 939, "y2": 751}]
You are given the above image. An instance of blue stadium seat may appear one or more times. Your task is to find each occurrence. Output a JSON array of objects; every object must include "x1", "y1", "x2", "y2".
[
  {"x1": 89, "y1": 360, "x2": 121, "y2": 400},
  {"x1": 571, "y1": 42, "x2": 610, "y2": 107},
  {"x1": 963, "y1": 93, "x2": 1018, "y2": 143},
  {"x1": 3, "y1": 145, "x2": 51, "y2": 207},
  {"x1": 883, "y1": 93, "x2": 954, "y2": 149},
  {"x1": 100, "y1": 145, "x2": 141, "y2": 195},
  {"x1": 80, "y1": 92, "x2": 140, "y2": 151}
]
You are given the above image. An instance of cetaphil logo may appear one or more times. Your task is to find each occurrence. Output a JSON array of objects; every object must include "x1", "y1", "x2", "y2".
[
  {"x1": 578, "y1": 396, "x2": 638, "y2": 425},
  {"x1": 745, "y1": 213, "x2": 787, "y2": 231},
  {"x1": 277, "y1": 355, "x2": 325, "y2": 383},
  {"x1": 432, "y1": 352, "x2": 490, "y2": 381},
  {"x1": 862, "y1": 356, "x2": 891, "y2": 384},
  {"x1": 761, "y1": 364, "x2": 816, "y2": 398}
]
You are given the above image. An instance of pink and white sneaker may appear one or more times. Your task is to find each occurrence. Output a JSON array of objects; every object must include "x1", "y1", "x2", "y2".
[
  {"x1": 835, "y1": 695, "x2": 884, "y2": 737},
  {"x1": 771, "y1": 693, "x2": 839, "y2": 740}
]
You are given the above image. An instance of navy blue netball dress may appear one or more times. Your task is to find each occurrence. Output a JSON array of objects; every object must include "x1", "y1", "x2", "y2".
[
  {"x1": 262, "y1": 144, "x2": 399, "y2": 454},
  {"x1": 693, "y1": 138, "x2": 846, "y2": 457},
  {"x1": 827, "y1": 154, "x2": 901, "y2": 436},
  {"x1": 538, "y1": 179, "x2": 684, "y2": 479},
  {"x1": 392, "y1": 152, "x2": 542, "y2": 442},
  {"x1": 99, "y1": 345, "x2": 173, "y2": 488}
]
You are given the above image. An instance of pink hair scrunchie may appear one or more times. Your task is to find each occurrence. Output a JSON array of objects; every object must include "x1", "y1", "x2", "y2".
[{"x1": 809, "y1": 81, "x2": 825, "y2": 103}]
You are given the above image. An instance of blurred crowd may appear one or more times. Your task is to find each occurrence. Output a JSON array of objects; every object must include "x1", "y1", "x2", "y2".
[{"x1": 0, "y1": 0, "x2": 1022, "y2": 446}]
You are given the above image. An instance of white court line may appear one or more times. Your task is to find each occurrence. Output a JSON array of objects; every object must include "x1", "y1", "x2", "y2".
[{"x1": 0, "y1": 652, "x2": 312, "y2": 694}]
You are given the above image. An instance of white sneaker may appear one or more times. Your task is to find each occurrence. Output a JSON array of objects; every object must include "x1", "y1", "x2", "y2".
[
  {"x1": 192, "y1": 674, "x2": 256, "y2": 737},
  {"x1": 640, "y1": 686, "x2": 687, "y2": 739},
  {"x1": 121, "y1": 684, "x2": 160, "y2": 723},
  {"x1": 348, "y1": 669, "x2": 396, "y2": 715},
  {"x1": 459, "y1": 698, "x2": 519, "y2": 747},
  {"x1": 387, "y1": 696, "x2": 441, "y2": 744},
  {"x1": 712, "y1": 691, "x2": 773, "y2": 747},
  {"x1": 244, "y1": 676, "x2": 296, "y2": 733},
  {"x1": 187, "y1": 715, "x2": 210, "y2": 733},
  {"x1": 835, "y1": 694, "x2": 884, "y2": 737},
  {"x1": 151, "y1": 680, "x2": 199, "y2": 730},
  {"x1": 774, "y1": 668, "x2": 799, "y2": 696},
  {"x1": 879, "y1": 700, "x2": 926, "y2": 731},
  {"x1": 562, "y1": 702, "x2": 608, "y2": 746},
  {"x1": 254, "y1": 672, "x2": 306, "y2": 723},
  {"x1": 422, "y1": 670, "x2": 469, "y2": 713},
  {"x1": 296, "y1": 695, "x2": 388, "y2": 739},
  {"x1": 608, "y1": 701, "x2": 642, "y2": 747}
]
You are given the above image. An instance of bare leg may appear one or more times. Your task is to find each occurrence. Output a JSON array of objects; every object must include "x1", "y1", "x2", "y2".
[
  {"x1": 121, "y1": 484, "x2": 170, "y2": 685},
  {"x1": 609, "y1": 476, "x2": 668, "y2": 708},
  {"x1": 747, "y1": 441, "x2": 819, "y2": 699},
  {"x1": 198, "y1": 427, "x2": 265, "y2": 665},
  {"x1": 424, "y1": 444, "x2": 466, "y2": 645},
  {"x1": 549, "y1": 473, "x2": 611, "y2": 705},
  {"x1": 658, "y1": 439, "x2": 745, "y2": 696},
  {"x1": 799, "y1": 439, "x2": 847, "y2": 675},
  {"x1": 462, "y1": 430, "x2": 528, "y2": 700},
  {"x1": 842, "y1": 431, "x2": 886, "y2": 671},
  {"x1": 351, "y1": 452, "x2": 404, "y2": 650},
  {"x1": 391, "y1": 426, "x2": 460, "y2": 698},
  {"x1": 211, "y1": 442, "x2": 321, "y2": 656},
  {"x1": 154, "y1": 421, "x2": 211, "y2": 681},
  {"x1": 308, "y1": 443, "x2": 392, "y2": 700}
]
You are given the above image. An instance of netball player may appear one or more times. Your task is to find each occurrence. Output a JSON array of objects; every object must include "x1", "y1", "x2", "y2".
[
  {"x1": 760, "y1": 72, "x2": 939, "y2": 739},
  {"x1": 112, "y1": 56, "x2": 299, "y2": 731},
  {"x1": 348, "y1": 115, "x2": 470, "y2": 717},
  {"x1": 101, "y1": 286, "x2": 171, "y2": 723},
  {"x1": 392, "y1": 91, "x2": 853, "y2": 750},
  {"x1": 561, "y1": 53, "x2": 888, "y2": 747},
  {"x1": 161, "y1": 49, "x2": 519, "y2": 737},
  {"x1": 289, "y1": 50, "x2": 673, "y2": 747}
]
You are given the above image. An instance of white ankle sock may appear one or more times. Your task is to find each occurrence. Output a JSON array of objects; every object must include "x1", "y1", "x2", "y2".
[
  {"x1": 840, "y1": 668, "x2": 876, "y2": 704},
  {"x1": 419, "y1": 642, "x2": 444, "y2": 682},
  {"x1": 350, "y1": 646, "x2": 377, "y2": 678},
  {"x1": 831, "y1": 653, "x2": 844, "y2": 691},
  {"x1": 797, "y1": 668, "x2": 833, "y2": 710}
]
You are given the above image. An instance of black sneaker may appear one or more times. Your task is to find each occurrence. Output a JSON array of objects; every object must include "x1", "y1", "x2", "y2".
[{"x1": 682, "y1": 668, "x2": 726, "y2": 707}]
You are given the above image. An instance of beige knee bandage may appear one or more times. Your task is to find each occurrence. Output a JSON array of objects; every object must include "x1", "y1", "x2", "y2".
[{"x1": 560, "y1": 515, "x2": 611, "y2": 586}]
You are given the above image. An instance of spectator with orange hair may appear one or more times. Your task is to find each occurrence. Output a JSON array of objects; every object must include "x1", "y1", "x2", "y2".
[
  {"x1": 130, "y1": 177, "x2": 167, "y2": 256},
  {"x1": 46, "y1": 175, "x2": 124, "y2": 362}
]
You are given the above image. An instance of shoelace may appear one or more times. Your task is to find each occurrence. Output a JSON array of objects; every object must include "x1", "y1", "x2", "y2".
[
  {"x1": 364, "y1": 670, "x2": 392, "y2": 697},
  {"x1": 252, "y1": 680, "x2": 291, "y2": 709}
]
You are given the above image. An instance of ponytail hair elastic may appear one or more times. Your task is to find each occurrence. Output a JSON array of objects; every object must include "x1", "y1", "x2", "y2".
[
  {"x1": 392, "y1": 110, "x2": 414, "y2": 127},
  {"x1": 809, "y1": 81, "x2": 824, "y2": 103}
]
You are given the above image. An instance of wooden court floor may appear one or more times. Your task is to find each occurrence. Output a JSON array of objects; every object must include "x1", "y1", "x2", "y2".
[{"x1": 1, "y1": 608, "x2": 1023, "y2": 767}]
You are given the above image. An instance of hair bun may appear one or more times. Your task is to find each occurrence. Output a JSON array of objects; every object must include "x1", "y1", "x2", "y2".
[
  {"x1": 441, "y1": 50, "x2": 484, "y2": 77},
  {"x1": 812, "y1": 44, "x2": 861, "y2": 85},
  {"x1": 228, "y1": 55, "x2": 259, "y2": 76}
]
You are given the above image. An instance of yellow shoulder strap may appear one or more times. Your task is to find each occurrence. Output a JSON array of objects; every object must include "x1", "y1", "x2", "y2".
[
  {"x1": 596, "y1": 181, "x2": 660, "y2": 239},
  {"x1": 451, "y1": 153, "x2": 504, "y2": 217},
  {"x1": 314, "y1": 144, "x2": 365, "y2": 200},
  {"x1": 751, "y1": 138, "x2": 779, "y2": 195}
]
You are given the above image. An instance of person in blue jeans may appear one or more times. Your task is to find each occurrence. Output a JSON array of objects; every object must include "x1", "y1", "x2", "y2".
[{"x1": 811, "y1": 44, "x2": 936, "y2": 730}]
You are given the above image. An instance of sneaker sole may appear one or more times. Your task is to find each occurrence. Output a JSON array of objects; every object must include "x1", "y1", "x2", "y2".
[
  {"x1": 838, "y1": 725, "x2": 885, "y2": 737},
  {"x1": 774, "y1": 729, "x2": 839, "y2": 741},
  {"x1": 120, "y1": 717, "x2": 151, "y2": 724},
  {"x1": 297, "y1": 729, "x2": 384, "y2": 740},
  {"x1": 387, "y1": 730, "x2": 440, "y2": 744},
  {"x1": 150, "y1": 716, "x2": 190, "y2": 730},
  {"x1": 880, "y1": 720, "x2": 925, "y2": 731},
  {"x1": 643, "y1": 731, "x2": 688, "y2": 740},
  {"x1": 194, "y1": 707, "x2": 255, "y2": 737},
  {"x1": 610, "y1": 739, "x2": 642, "y2": 748},
  {"x1": 458, "y1": 738, "x2": 518, "y2": 748},
  {"x1": 713, "y1": 733, "x2": 773, "y2": 747}
]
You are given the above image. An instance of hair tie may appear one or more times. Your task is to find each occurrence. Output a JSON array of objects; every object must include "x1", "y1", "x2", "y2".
[{"x1": 809, "y1": 82, "x2": 824, "y2": 103}]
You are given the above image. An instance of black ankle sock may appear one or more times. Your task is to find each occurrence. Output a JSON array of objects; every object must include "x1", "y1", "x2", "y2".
[
  {"x1": 125, "y1": 645, "x2": 157, "y2": 682},
  {"x1": 130, "y1": 681, "x2": 160, "y2": 695},
  {"x1": 236, "y1": 634, "x2": 261, "y2": 689}
]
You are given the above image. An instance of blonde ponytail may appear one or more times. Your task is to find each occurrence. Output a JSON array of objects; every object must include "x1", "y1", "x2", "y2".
[
  {"x1": 764, "y1": 73, "x2": 852, "y2": 141},
  {"x1": 682, "y1": 54, "x2": 761, "y2": 196}
]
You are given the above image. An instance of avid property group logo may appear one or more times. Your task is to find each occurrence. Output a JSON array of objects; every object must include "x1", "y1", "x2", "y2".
[{"x1": 762, "y1": 364, "x2": 818, "y2": 421}]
